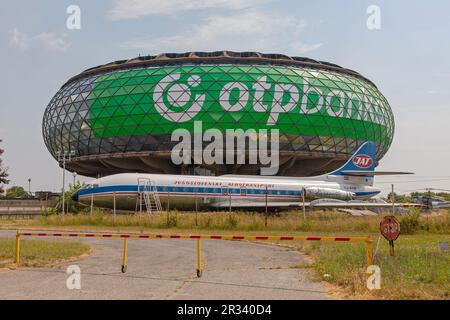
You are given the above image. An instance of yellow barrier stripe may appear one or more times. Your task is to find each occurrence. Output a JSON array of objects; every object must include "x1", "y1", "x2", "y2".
[
  {"x1": 17, "y1": 232, "x2": 370, "y2": 242},
  {"x1": 15, "y1": 231, "x2": 373, "y2": 268}
]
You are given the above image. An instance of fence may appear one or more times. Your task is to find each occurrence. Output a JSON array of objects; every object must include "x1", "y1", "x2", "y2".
[
  {"x1": 15, "y1": 231, "x2": 373, "y2": 277},
  {"x1": 0, "y1": 207, "x2": 41, "y2": 219},
  {"x1": 0, "y1": 199, "x2": 55, "y2": 219}
]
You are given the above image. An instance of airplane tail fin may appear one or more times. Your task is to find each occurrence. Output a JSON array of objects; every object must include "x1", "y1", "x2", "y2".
[{"x1": 330, "y1": 141, "x2": 377, "y2": 177}]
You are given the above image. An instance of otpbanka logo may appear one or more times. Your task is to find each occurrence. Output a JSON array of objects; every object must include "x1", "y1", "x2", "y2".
[
  {"x1": 153, "y1": 73, "x2": 204, "y2": 123},
  {"x1": 152, "y1": 72, "x2": 387, "y2": 126},
  {"x1": 153, "y1": 71, "x2": 384, "y2": 175},
  {"x1": 154, "y1": 72, "x2": 280, "y2": 175}
]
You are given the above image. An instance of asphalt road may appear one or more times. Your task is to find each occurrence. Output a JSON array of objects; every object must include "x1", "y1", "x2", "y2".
[{"x1": 0, "y1": 229, "x2": 330, "y2": 300}]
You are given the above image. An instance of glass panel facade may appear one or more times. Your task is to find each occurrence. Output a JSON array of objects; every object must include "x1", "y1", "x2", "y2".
[{"x1": 42, "y1": 52, "x2": 394, "y2": 176}]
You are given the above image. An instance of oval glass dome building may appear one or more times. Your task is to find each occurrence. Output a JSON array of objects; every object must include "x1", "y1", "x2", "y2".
[{"x1": 42, "y1": 51, "x2": 394, "y2": 177}]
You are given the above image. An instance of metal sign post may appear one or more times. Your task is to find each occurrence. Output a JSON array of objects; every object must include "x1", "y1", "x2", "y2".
[
  {"x1": 380, "y1": 215, "x2": 401, "y2": 256},
  {"x1": 389, "y1": 240, "x2": 395, "y2": 256}
]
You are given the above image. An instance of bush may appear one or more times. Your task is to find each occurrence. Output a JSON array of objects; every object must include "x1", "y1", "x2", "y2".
[
  {"x1": 227, "y1": 214, "x2": 238, "y2": 229},
  {"x1": 296, "y1": 219, "x2": 313, "y2": 231},
  {"x1": 40, "y1": 207, "x2": 57, "y2": 217},
  {"x1": 166, "y1": 212, "x2": 178, "y2": 227},
  {"x1": 35, "y1": 209, "x2": 449, "y2": 234},
  {"x1": 400, "y1": 211, "x2": 422, "y2": 234}
]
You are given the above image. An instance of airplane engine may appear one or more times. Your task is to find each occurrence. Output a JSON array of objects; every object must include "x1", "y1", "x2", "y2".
[{"x1": 304, "y1": 187, "x2": 354, "y2": 201}]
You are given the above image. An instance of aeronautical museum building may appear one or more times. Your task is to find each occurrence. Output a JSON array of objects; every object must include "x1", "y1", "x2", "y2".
[{"x1": 42, "y1": 51, "x2": 394, "y2": 177}]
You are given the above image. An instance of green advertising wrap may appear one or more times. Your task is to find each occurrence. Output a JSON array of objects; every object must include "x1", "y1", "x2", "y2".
[{"x1": 42, "y1": 54, "x2": 395, "y2": 178}]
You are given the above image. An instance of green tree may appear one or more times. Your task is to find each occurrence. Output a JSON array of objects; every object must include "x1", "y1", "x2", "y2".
[
  {"x1": 436, "y1": 192, "x2": 450, "y2": 201},
  {"x1": 56, "y1": 182, "x2": 87, "y2": 213},
  {"x1": 5, "y1": 186, "x2": 29, "y2": 198},
  {"x1": 411, "y1": 191, "x2": 450, "y2": 201},
  {"x1": 0, "y1": 139, "x2": 9, "y2": 194},
  {"x1": 386, "y1": 192, "x2": 411, "y2": 203}
]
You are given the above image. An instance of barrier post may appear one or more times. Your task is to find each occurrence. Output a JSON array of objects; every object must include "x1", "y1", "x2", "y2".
[
  {"x1": 366, "y1": 237, "x2": 373, "y2": 266},
  {"x1": 15, "y1": 231, "x2": 373, "y2": 272},
  {"x1": 196, "y1": 238, "x2": 202, "y2": 277},
  {"x1": 121, "y1": 238, "x2": 128, "y2": 273},
  {"x1": 15, "y1": 231, "x2": 21, "y2": 265}
]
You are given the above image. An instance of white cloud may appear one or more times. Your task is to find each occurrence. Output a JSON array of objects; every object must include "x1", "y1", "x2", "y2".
[
  {"x1": 35, "y1": 33, "x2": 70, "y2": 52},
  {"x1": 426, "y1": 89, "x2": 448, "y2": 95},
  {"x1": 290, "y1": 42, "x2": 324, "y2": 54},
  {"x1": 121, "y1": 11, "x2": 322, "y2": 55},
  {"x1": 376, "y1": 106, "x2": 450, "y2": 195},
  {"x1": 7, "y1": 28, "x2": 70, "y2": 52},
  {"x1": 107, "y1": 0, "x2": 264, "y2": 20},
  {"x1": 433, "y1": 72, "x2": 450, "y2": 78},
  {"x1": 8, "y1": 28, "x2": 29, "y2": 51}
]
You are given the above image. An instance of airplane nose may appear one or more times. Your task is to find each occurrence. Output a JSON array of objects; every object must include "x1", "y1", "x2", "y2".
[{"x1": 71, "y1": 191, "x2": 79, "y2": 202}]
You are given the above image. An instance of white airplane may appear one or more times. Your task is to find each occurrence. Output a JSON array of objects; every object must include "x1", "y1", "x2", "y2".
[{"x1": 72, "y1": 141, "x2": 420, "y2": 211}]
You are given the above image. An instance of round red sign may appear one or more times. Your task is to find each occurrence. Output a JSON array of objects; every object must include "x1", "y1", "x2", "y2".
[{"x1": 380, "y1": 216, "x2": 401, "y2": 241}]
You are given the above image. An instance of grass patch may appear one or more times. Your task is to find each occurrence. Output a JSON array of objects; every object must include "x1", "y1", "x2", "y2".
[
  {"x1": 0, "y1": 238, "x2": 90, "y2": 268},
  {"x1": 7, "y1": 209, "x2": 444, "y2": 234},
  {"x1": 284, "y1": 234, "x2": 450, "y2": 299},
  {"x1": 1, "y1": 210, "x2": 448, "y2": 299}
]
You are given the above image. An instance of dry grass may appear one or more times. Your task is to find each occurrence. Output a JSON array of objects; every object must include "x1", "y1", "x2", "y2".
[
  {"x1": 0, "y1": 238, "x2": 90, "y2": 268},
  {"x1": 283, "y1": 234, "x2": 450, "y2": 299},
  {"x1": 1, "y1": 209, "x2": 448, "y2": 299},
  {"x1": 28, "y1": 209, "x2": 450, "y2": 234}
]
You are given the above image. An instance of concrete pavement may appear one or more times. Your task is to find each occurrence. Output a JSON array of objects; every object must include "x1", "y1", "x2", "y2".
[{"x1": 0, "y1": 229, "x2": 330, "y2": 299}]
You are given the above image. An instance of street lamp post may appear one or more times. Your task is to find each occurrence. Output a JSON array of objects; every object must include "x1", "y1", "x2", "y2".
[
  {"x1": 57, "y1": 150, "x2": 75, "y2": 223},
  {"x1": 28, "y1": 178, "x2": 31, "y2": 197},
  {"x1": 391, "y1": 184, "x2": 395, "y2": 214},
  {"x1": 302, "y1": 187, "x2": 306, "y2": 219},
  {"x1": 72, "y1": 171, "x2": 77, "y2": 186}
]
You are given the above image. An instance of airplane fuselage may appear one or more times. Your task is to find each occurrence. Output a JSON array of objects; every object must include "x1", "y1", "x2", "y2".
[{"x1": 74, "y1": 172, "x2": 381, "y2": 211}]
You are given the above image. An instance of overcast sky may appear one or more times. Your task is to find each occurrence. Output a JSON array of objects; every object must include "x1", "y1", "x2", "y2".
[{"x1": 0, "y1": 0, "x2": 449, "y2": 195}]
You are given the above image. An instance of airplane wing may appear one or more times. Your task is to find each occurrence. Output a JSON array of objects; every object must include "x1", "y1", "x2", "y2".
[
  {"x1": 309, "y1": 202, "x2": 423, "y2": 208},
  {"x1": 211, "y1": 200, "x2": 424, "y2": 209},
  {"x1": 211, "y1": 200, "x2": 305, "y2": 208},
  {"x1": 340, "y1": 170, "x2": 414, "y2": 176},
  {"x1": 432, "y1": 202, "x2": 450, "y2": 209}
]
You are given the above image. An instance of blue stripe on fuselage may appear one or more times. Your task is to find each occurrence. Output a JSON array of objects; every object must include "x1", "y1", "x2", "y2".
[
  {"x1": 77, "y1": 185, "x2": 301, "y2": 197},
  {"x1": 77, "y1": 185, "x2": 379, "y2": 199}
]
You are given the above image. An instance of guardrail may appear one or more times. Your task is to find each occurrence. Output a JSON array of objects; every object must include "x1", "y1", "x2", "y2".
[
  {"x1": 14, "y1": 231, "x2": 373, "y2": 277},
  {"x1": 0, "y1": 199, "x2": 56, "y2": 219},
  {"x1": 0, "y1": 209, "x2": 41, "y2": 219}
]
